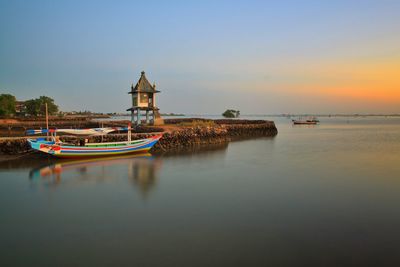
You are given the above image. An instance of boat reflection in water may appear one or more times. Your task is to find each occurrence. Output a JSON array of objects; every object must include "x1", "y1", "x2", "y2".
[
  {"x1": 128, "y1": 155, "x2": 161, "y2": 197},
  {"x1": 28, "y1": 143, "x2": 230, "y2": 197},
  {"x1": 29, "y1": 153, "x2": 162, "y2": 196}
]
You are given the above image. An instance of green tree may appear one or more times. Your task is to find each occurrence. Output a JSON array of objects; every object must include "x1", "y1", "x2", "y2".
[
  {"x1": 25, "y1": 96, "x2": 59, "y2": 116},
  {"x1": 222, "y1": 109, "x2": 240, "y2": 118},
  {"x1": 38, "y1": 96, "x2": 58, "y2": 115},
  {"x1": 0, "y1": 94, "x2": 16, "y2": 116},
  {"x1": 25, "y1": 99, "x2": 41, "y2": 116}
]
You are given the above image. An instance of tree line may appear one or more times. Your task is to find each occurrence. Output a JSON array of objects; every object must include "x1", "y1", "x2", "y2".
[
  {"x1": 222, "y1": 109, "x2": 240, "y2": 118},
  {"x1": 0, "y1": 94, "x2": 58, "y2": 116}
]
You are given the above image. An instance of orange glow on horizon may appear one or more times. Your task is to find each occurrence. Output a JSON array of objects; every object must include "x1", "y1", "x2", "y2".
[{"x1": 255, "y1": 56, "x2": 400, "y2": 104}]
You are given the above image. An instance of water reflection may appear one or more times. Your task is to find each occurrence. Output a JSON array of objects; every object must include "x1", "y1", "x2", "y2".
[
  {"x1": 29, "y1": 154, "x2": 162, "y2": 196},
  {"x1": 25, "y1": 143, "x2": 231, "y2": 197},
  {"x1": 2, "y1": 118, "x2": 400, "y2": 266},
  {"x1": 154, "y1": 142, "x2": 229, "y2": 157},
  {"x1": 128, "y1": 159, "x2": 159, "y2": 197}
]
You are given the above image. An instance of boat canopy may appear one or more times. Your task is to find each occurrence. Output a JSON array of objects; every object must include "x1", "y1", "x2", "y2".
[{"x1": 26, "y1": 127, "x2": 128, "y2": 136}]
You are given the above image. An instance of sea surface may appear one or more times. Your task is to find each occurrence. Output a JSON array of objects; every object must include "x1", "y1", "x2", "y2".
[{"x1": 1, "y1": 116, "x2": 400, "y2": 266}]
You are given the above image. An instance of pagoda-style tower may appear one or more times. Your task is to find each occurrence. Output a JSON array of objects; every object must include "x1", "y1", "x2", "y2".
[{"x1": 127, "y1": 71, "x2": 162, "y2": 125}]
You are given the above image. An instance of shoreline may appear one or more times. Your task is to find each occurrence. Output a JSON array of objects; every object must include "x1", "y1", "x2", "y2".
[{"x1": 0, "y1": 119, "x2": 277, "y2": 160}]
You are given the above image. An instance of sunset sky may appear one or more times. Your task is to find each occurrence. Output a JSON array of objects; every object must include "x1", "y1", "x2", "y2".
[{"x1": 1, "y1": 0, "x2": 399, "y2": 114}]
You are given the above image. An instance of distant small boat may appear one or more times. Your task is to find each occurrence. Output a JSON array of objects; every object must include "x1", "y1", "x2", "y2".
[
  {"x1": 27, "y1": 126, "x2": 162, "y2": 158},
  {"x1": 292, "y1": 120, "x2": 317, "y2": 125},
  {"x1": 307, "y1": 117, "x2": 320, "y2": 123},
  {"x1": 292, "y1": 117, "x2": 319, "y2": 125}
]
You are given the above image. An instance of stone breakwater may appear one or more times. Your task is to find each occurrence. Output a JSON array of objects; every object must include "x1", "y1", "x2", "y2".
[
  {"x1": 151, "y1": 122, "x2": 277, "y2": 153},
  {"x1": 0, "y1": 120, "x2": 277, "y2": 156},
  {"x1": 0, "y1": 139, "x2": 32, "y2": 155}
]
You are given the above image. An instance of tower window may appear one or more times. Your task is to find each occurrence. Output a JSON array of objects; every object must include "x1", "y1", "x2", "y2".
[{"x1": 140, "y1": 93, "x2": 148, "y2": 103}]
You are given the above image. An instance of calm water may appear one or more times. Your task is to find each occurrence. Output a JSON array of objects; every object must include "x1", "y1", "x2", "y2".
[{"x1": 1, "y1": 117, "x2": 400, "y2": 266}]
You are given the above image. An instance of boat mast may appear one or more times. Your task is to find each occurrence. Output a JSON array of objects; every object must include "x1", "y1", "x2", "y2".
[
  {"x1": 128, "y1": 122, "x2": 131, "y2": 142},
  {"x1": 45, "y1": 103, "x2": 49, "y2": 140},
  {"x1": 101, "y1": 122, "x2": 104, "y2": 142}
]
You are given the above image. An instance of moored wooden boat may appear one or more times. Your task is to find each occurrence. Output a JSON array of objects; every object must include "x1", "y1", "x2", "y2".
[
  {"x1": 27, "y1": 123, "x2": 162, "y2": 158},
  {"x1": 28, "y1": 135, "x2": 162, "y2": 158}
]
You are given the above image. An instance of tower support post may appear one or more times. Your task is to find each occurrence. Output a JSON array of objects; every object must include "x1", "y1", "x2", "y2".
[
  {"x1": 131, "y1": 109, "x2": 135, "y2": 124},
  {"x1": 146, "y1": 110, "x2": 149, "y2": 124},
  {"x1": 137, "y1": 109, "x2": 141, "y2": 125}
]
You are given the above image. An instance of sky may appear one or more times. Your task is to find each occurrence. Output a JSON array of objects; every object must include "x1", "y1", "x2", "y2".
[{"x1": 0, "y1": 0, "x2": 399, "y2": 114}]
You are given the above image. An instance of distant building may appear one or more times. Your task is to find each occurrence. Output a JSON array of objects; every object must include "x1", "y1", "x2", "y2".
[
  {"x1": 127, "y1": 71, "x2": 163, "y2": 125},
  {"x1": 15, "y1": 101, "x2": 26, "y2": 116}
]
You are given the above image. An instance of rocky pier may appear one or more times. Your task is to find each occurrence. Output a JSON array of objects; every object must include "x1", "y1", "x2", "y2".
[{"x1": 0, "y1": 119, "x2": 277, "y2": 158}]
